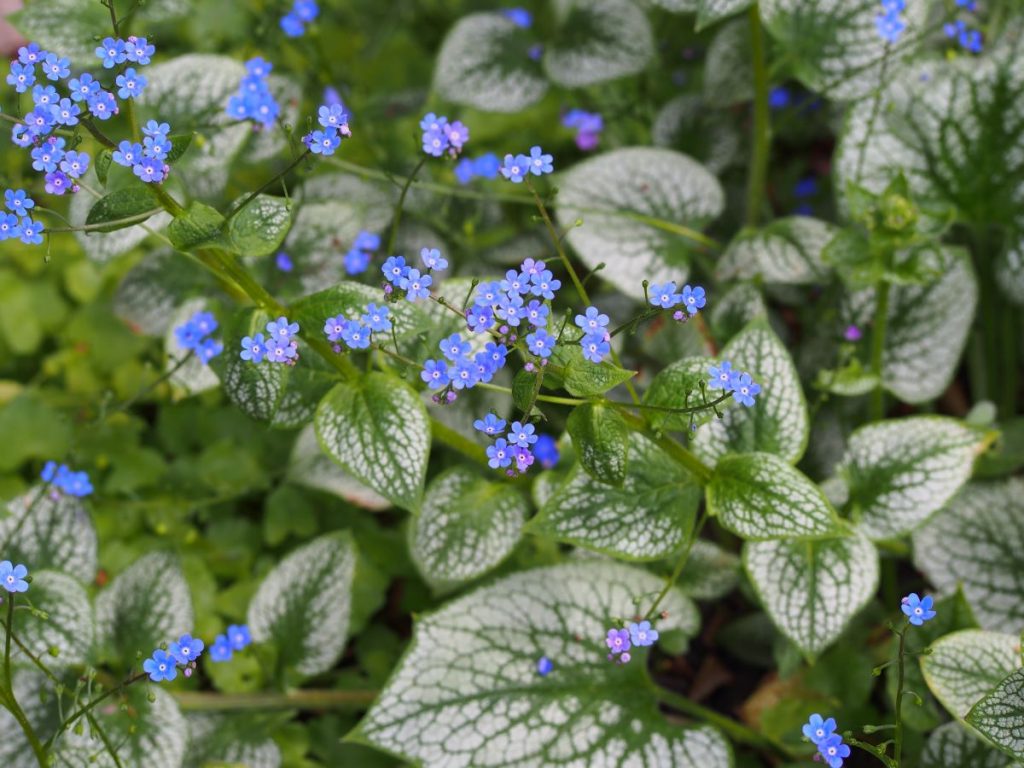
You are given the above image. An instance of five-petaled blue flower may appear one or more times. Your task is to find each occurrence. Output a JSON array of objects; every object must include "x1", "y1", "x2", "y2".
[
  {"x1": 168, "y1": 633, "x2": 205, "y2": 665},
  {"x1": 362, "y1": 303, "x2": 392, "y2": 332},
  {"x1": 680, "y1": 285, "x2": 706, "y2": 315},
  {"x1": 421, "y1": 359, "x2": 449, "y2": 389},
  {"x1": 95, "y1": 37, "x2": 127, "y2": 68},
  {"x1": 575, "y1": 306, "x2": 609, "y2": 334},
  {"x1": 0, "y1": 561, "x2": 29, "y2": 593},
  {"x1": 500, "y1": 153, "x2": 529, "y2": 183},
  {"x1": 474, "y1": 413, "x2": 506, "y2": 435},
  {"x1": 400, "y1": 268, "x2": 432, "y2": 301},
  {"x1": 420, "y1": 247, "x2": 448, "y2": 270},
  {"x1": 802, "y1": 714, "x2": 837, "y2": 745},
  {"x1": 227, "y1": 624, "x2": 252, "y2": 651},
  {"x1": 527, "y1": 146, "x2": 553, "y2": 176},
  {"x1": 526, "y1": 329, "x2": 556, "y2": 358},
  {"x1": 507, "y1": 421, "x2": 537, "y2": 448},
  {"x1": 209, "y1": 634, "x2": 233, "y2": 662},
  {"x1": 240, "y1": 334, "x2": 268, "y2": 363},
  {"x1": 818, "y1": 734, "x2": 851, "y2": 768},
  {"x1": 605, "y1": 628, "x2": 631, "y2": 655},
  {"x1": 143, "y1": 649, "x2": 177, "y2": 682},
  {"x1": 486, "y1": 438, "x2": 513, "y2": 469},
  {"x1": 901, "y1": 593, "x2": 936, "y2": 626},
  {"x1": 628, "y1": 621, "x2": 659, "y2": 647},
  {"x1": 649, "y1": 282, "x2": 681, "y2": 309},
  {"x1": 266, "y1": 316, "x2": 299, "y2": 344}
]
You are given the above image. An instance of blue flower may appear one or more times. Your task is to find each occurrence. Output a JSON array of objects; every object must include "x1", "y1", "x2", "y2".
[
  {"x1": 294, "y1": 0, "x2": 319, "y2": 22},
  {"x1": 51, "y1": 98, "x2": 80, "y2": 126},
  {"x1": 794, "y1": 176, "x2": 819, "y2": 199},
  {"x1": 628, "y1": 620, "x2": 659, "y2": 647},
  {"x1": 875, "y1": 10, "x2": 905, "y2": 43},
  {"x1": 536, "y1": 655, "x2": 552, "y2": 675},
  {"x1": 362, "y1": 303, "x2": 392, "y2": 333},
  {"x1": 209, "y1": 634, "x2": 233, "y2": 662},
  {"x1": 17, "y1": 43, "x2": 44, "y2": 65},
  {"x1": 802, "y1": 714, "x2": 837, "y2": 745},
  {"x1": 41, "y1": 53, "x2": 70, "y2": 81},
  {"x1": 768, "y1": 86, "x2": 791, "y2": 110},
  {"x1": 31, "y1": 84, "x2": 58, "y2": 106},
  {"x1": 730, "y1": 372, "x2": 761, "y2": 407},
  {"x1": 649, "y1": 282, "x2": 681, "y2": 309},
  {"x1": 63, "y1": 471, "x2": 93, "y2": 497},
  {"x1": 265, "y1": 338, "x2": 298, "y2": 363},
  {"x1": 340, "y1": 322, "x2": 370, "y2": 350},
  {"x1": 400, "y1": 268, "x2": 432, "y2": 301},
  {"x1": 344, "y1": 248, "x2": 370, "y2": 274},
  {"x1": 143, "y1": 649, "x2": 177, "y2": 682},
  {"x1": 502, "y1": 7, "x2": 532, "y2": 27},
  {"x1": 0, "y1": 214, "x2": 20, "y2": 241},
  {"x1": 112, "y1": 141, "x2": 143, "y2": 168},
  {"x1": 880, "y1": 0, "x2": 905, "y2": 10},
  {"x1": 707, "y1": 361, "x2": 735, "y2": 390},
  {"x1": 88, "y1": 90, "x2": 117, "y2": 120},
  {"x1": 500, "y1": 153, "x2": 530, "y2": 183},
  {"x1": 454, "y1": 158, "x2": 475, "y2": 185},
  {"x1": 507, "y1": 421, "x2": 537, "y2": 447},
  {"x1": 496, "y1": 293, "x2": 525, "y2": 326},
  {"x1": 116, "y1": 68, "x2": 147, "y2": 100},
  {"x1": 196, "y1": 338, "x2": 224, "y2": 364},
  {"x1": 533, "y1": 434, "x2": 559, "y2": 468},
  {"x1": 422, "y1": 128, "x2": 449, "y2": 157},
  {"x1": 275, "y1": 252, "x2": 294, "y2": 272},
  {"x1": 95, "y1": 37, "x2": 127, "y2": 68},
  {"x1": 483, "y1": 342, "x2": 508, "y2": 368},
  {"x1": 575, "y1": 306, "x2": 609, "y2": 334},
  {"x1": 474, "y1": 413, "x2": 506, "y2": 435},
  {"x1": 605, "y1": 628, "x2": 631, "y2": 655},
  {"x1": 0, "y1": 561, "x2": 29, "y2": 593},
  {"x1": 529, "y1": 269, "x2": 560, "y2": 300},
  {"x1": 440, "y1": 333, "x2": 471, "y2": 361},
  {"x1": 7, "y1": 62, "x2": 35, "y2": 93},
  {"x1": 420, "y1": 247, "x2": 448, "y2": 270},
  {"x1": 133, "y1": 158, "x2": 164, "y2": 183},
  {"x1": 227, "y1": 624, "x2": 251, "y2": 651},
  {"x1": 126, "y1": 37, "x2": 155, "y2": 65},
  {"x1": 240, "y1": 334, "x2": 268, "y2": 363},
  {"x1": 450, "y1": 356, "x2": 480, "y2": 390},
  {"x1": 382, "y1": 255, "x2": 410, "y2": 285},
  {"x1": 24, "y1": 106, "x2": 55, "y2": 136},
  {"x1": 818, "y1": 734, "x2": 851, "y2": 768},
  {"x1": 473, "y1": 153, "x2": 500, "y2": 179},
  {"x1": 524, "y1": 300, "x2": 549, "y2": 328},
  {"x1": 420, "y1": 113, "x2": 448, "y2": 132},
  {"x1": 680, "y1": 285, "x2": 706, "y2": 315},
  {"x1": 280, "y1": 12, "x2": 305, "y2": 36},
  {"x1": 245, "y1": 57, "x2": 273, "y2": 78},
  {"x1": 266, "y1": 316, "x2": 299, "y2": 344},
  {"x1": 487, "y1": 438, "x2": 513, "y2": 469},
  {"x1": 580, "y1": 333, "x2": 610, "y2": 363},
  {"x1": 5, "y1": 189, "x2": 35, "y2": 218},
  {"x1": 444, "y1": 121, "x2": 470, "y2": 154},
  {"x1": 466, "y1": 304, "x2": 495, "y2": 333},
  {"x1": 68, "y1": 73, "x2": 100, "y2": 102},
  {"x1": 18, "y1": 218, "x2": 44, "y2": 245},
  {"x1": 309, "y1": 129, "x2": 341, "y2": 155},
  {"x1": 420, "y1": 359, "x2": 450, "y2": 389},
  {"x1": 60, "y1": 150, "x2": 89, "y2": 179},
  {"x1": 11, "y1": 125, "x2": 33, "y2": 148},
  {"x1": 475, "y1": 281, "x2": 502, "y2": 304},
  {"x1": 501, "y1": 269, "x2": 530, "y2": 296},
  {"x1": 901, "y1": 593, "x2": 936, "y2": 626},
  {"x1": 526, "y1": 329, "x2": 556, "y2": 358},
  {"x1": 38, "y1": 173, "x2": 62, "y2": 197},
  {"x1": 318, "y1": 103, "x2": 348, "y2": 130},
  {"x1": 527, "y1": 146, "x2": 554, "y2": 176},
  {"x1": 323, "y1": 316, "x2": 347, "y2": 343},
  {"x1": 175, "y1": 321, "x2": 204, "y2": 350},
  {"x1": 354, "y1": 231, "x2": 379, "y2": 251},
  {"x1": 168, "y1": 633, "x2": 205, "y2": 664}
]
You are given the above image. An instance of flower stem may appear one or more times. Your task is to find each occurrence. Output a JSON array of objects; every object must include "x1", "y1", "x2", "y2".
[
  {"x1": 643, "y1": 511, "x2": 707, "y2": 620},
  {"x1": 224, "y1": 149, "x2": 311, "y2": 224},
  {"x1": 745, "y1": 4, "x2": 771, "y2": 227},
  {"x1": 0, "y1": 597, "x2": 48, "y2": 768},
  {"x1": 52, "y1": 671, "x2": 148, "y2": 744},
  {"x1": 893, "y1": 625, "x2": 909, "y2": 767},
  {"x1": 618, "y1": 410, "x2": 713, "y2": 483},
  {"x1": 846, "y1": 736, "x2": 897, "y2": 767},
  {"x1": 869, "y1": 280, "x2": 891, "y2": 420},
  {"x1": 387, "y1": 155, "x2": 428, "y2": 256},
  {"x1": 174, "y1": 688, "x2": 377, "y2": 711}
]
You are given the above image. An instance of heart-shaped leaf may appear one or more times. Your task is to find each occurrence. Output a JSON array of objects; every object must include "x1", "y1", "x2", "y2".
[
  {"x1": 544, "y1": 0, "x2": 653, "y2": 87},
  {"x1": 967, "y1": 667, "x2": 1024, "y2": 762},
  {"x1": 0, "y1": 487, "x2": 97, "y2": 581},
  {"x1": 718, "y1": 217, "x2": 836, "y2": 285},
  {"x1": 922, "y1": 721, "x2": 1011, "y2": 768},
  {"x1": 287, "y1": 424, "x2": 390, "y2": 510},
  {"x1": 229, "y1": 195, "x2": 293, "y2": 258},
  {"x1": 566, "y1": 402, "x2": 629, "y2": 485},
  {"x1": 922, "y1": 630, "x2": 1022, "y2": 719}
]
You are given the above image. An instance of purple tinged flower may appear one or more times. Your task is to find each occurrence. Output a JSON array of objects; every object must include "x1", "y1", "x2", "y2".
[
  {"x1": 844, "y1": 325, "x2": 862, "y2": 342},
  {"x1": 580, "y1": 333, "x2": 610, "y2": 363},
  {"x1": 901, "y1": 593, "x2": 936, "y2": 626},
  {"x1": 619, "y1": 651, "x2": 632, "y2": 664},
  {"x1": 143, "y1": 649, "x2": 177, "y2": 682},
  {"x1": 444, "y1": 121, "x2": 469, "y2": 153},
  {"x1": 112, "y1": 141, "x2": 143, "y2": 168},
  {"x1": 680, "y1": 285, "x2": 706, "y2": 315},
  {"x1": 275, "y1": 252, "x2": 294, "y2": 272},
  {"x1": 0, "y1": 561, "x2": 29, "y2": 593},
  {"x1": 240, "y1": 334, "x2": 268, "y2": 363},
  {"x1": 324, "y1": 316, "x2": 347, "y2": 342},
  {"x1": 486, "y1": 438, "x2": 513, "y2": 469},
  {"x1": 266, "y1": 316, "x2": 299, "y2": 344},
  {"x1": 474, "y1": 413, "x2": 506, "y2": 435},
  {"x1": 133, "y1": 157, "x2": 165, "y2": 183},
  {"x1": 526, "y1": 328, "x2": 556, "y2": 358},
  {"x1": 507, "y1": 421, "x2": 537, "y2": 447},
  {"x1": 41, "y1": 53, "x2": 70, "y2": 81},
  {"x1": 466, "y1": 304, "x2": 495, "y2": 333},
  {"x1": 818, "y1": 734, "x2": 851, "y2": 768},
  {"x1": 422, "y1": 127, "x2": 449, "y2": 157},
  {"x1": 527, "y1": 145, "x2": 553, "y2": 176},
  {"x1": 420, "y1": 247, "x2": 448, "y2": 270},
  {"x1": 500, "y1": 153, "x2": 529, "y2": 183},
  {"x1": 168, "y1": 633, "x2": 205, "y2": 664},
  {"x1": 60, "y1": 150, "x2": 89, "y2": 179},
  {"x1": 513, "y1": 446, "x2": 535, "y2": 473},
  {"x1": 265, "y1": 337, "x2": 298, "y2": 362},
  {"x1": 628, "y1": 621, "x2": 658, "y2": 647},
  {"x1": 95, "y1": 37, "x2": 127, "y2": 68},
  {"x1": 605, "y1": 628, "x2": 631, "y2": 655},
  {"x1": 209, "y1": 634, "x2": 233, "y2": 662},
  {"x1": 575, "y1": 306, "x2": 609, "y2": 333},
  {"x1": 533, "y1": 434, "x2": 559, "y2": 468},
  {"x1": 44, "y1": 171, "x2": 70, "y2": 196},
  {"x1": 649, "y1": 281, "x2": 681, "y2": 309},
  {"x1": 362, "y1": 303, "x2": 391, "y2": 332},
  {"x1": 536, "y1": 655, "x2": 552, "y2": 675},
  {"x1": 420, "y1": 359, "x2": 450, "y2": 389},
  {"x1": 227, "y1": 624, "x2": 251, "y2": 651},
  {"x1": 802, "y1": 714, "x2": 837, "y2": 745}
]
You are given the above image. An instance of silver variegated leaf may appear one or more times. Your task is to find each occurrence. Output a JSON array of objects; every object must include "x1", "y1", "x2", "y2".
[
  {"x1": 544, "y1": 0, "x2": 653, "y2": 87},
  {"x1": 410, "y1": 467, "x2": 528, "y2": 588},
  {"x1": 530, "y1": 433, "x2": 701, "y2": 560},
  {"x1": 922, "y1": 721, "x2": 1013, "y2": 768},
  {"x1": 352, "y1": 562, "x2": 722, "y2": 768},
  {"x1": 693, "y1": 320, "x2": 809, "y2": 464},
  {"x1": 997, "y1": 242, "x2": 1024, "y2": 306},
  {"x1": 840, "y1": 416, "x2": 981, "y2": 540},
  {"x1": 651, "y1": 95, "x2": 743, "y2": 175},
  {"x1": 287, "y1": 424, "x2": 390, "y2": 510},
  {"x1": 247, "y1": 532, "x2": 356, "y2": 677},
  {"x1": 0, "y1": 670, "x2": 57, "y2": 768},
  {"x1": 718, "y1": 216, "x2": 835, "y2": 285},
  {"x1": 4, "y1": 570, "x2": 92, "y2": 668},
  {"x1": 10, "y1": 1, "x2": 107, "y2": 67},
  {"x1": 922, "y1": 630, "x2": 1022, "y2": 719},
  {"x1": 697, "y1": 0, "x2": 753, "y2": 30},
  {"x1": 186, "y1": 714, "x2": 282, "y2": 768},
  {"x1": 744, "y1": 531, "x2": 878, "y2": 659},
  {"x1": 703, "y1": 20, "x2": 753, "y2": 107},
  {"x1": 967, "y1": 667, "x2": 1024, "y2": 762},
  {"x1": 913, "y1": 480, "x2": 1024, "y2": 634},
  {"x1": 114, "y1": 249, "x2": 209, "y2": 336},
  {"x1": 0, "y1": 486, "x2": 97, "y2": 580},
  {"x1": 556, "y1": 148, "x2": 725, "y2": 301},
  {"x1": 678, "y1": 540, "x2": 740, "y2": 600}
]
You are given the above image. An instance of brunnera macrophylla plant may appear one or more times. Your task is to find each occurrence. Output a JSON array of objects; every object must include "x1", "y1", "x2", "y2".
[{"x1": 0, "y1": 0, "x2": 1022, "y2": 766}]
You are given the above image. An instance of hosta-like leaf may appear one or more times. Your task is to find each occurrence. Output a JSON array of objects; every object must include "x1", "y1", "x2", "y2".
[
  {"x1": 247, "y1": 532, "x2": 356, "y2": 677},
  {"x1": 530, "y1": 433, "x2": 701, "y2": 560},
  {"x1": 114, "y1": 249, "x2": 209, "y2": 336},
  {"x1": 760, "y1": 0, "x2": 928, "y2": 101},
  {"x1": 678, "y1": 540, "x2": 741, "y2": 600},
  {"x1": 913, "y1": 480, "x2": 1024, "y2": 634},
  {"x1": 410, "y1": 467, "x2": 527, "y2": 588},
  {"x1": 693, "y1": 320, "x2": 809, "y2": 464},
  {"x1": 557, "y1": 346, "x2": 636, "y2": 397},
  {"x1": 0, "y1": 487, "x2": 97, "y2": 580},
  {"x1": 352, "y1": 562, "x2": 722, "y2": 768},
  {"x1": 841, "y1": 245, "x2": 977, "y2": 403},
  {"x1": 95, "y1": 552, "x2": 194, "y2": 663},
  {"x1": 229, "y1": 195, "x2": 293, "y2": 258},
  {"x1": 967, "y1": 667, "x2": 1024, "y2": 762},
  {"x1": 287, "y1": 424, "x2": 390, "y2": 510},
  {"x1": 840, "y1": 417, "x2": 981, "y2": 540},
  {"x1": 923, "y1": 630, "x2": 1022, "y2": 719},
  {"x1": 703, "y1": 19, "x2": 753, "y2": 107},
  {"x1": 744, "y1": 531, "x2": 879, "y2": 659},
  {"x1": 544, "y1": 0, "x2": 653, "y2": 87},
  {"x1": 698, "y1": 0, "x2": 753, "y2": 30},
  {"x1": 922, "y1": 721, "x2": 1012, "y2": 768},
  {"x1": 651, "y1": 95, "x2": 743, "y2": 175},
  {"x1": 315, "y1": 372, "x2": 429, "y2": 512},
  {"x1": 566, "y1": 402, "x2": 629, "y2": 485},
  {"x1": 4, "y1": 570, "x2": 92, "y2": 668},
  {"x1": 186, "y1": 714, "x2": 282, "y2": 768},
  {"x1": 707, "y1": 453, "x2": 840, "y2": 539},
  {"x1": 642, "y1": 356, "x2": 720, "y2": 433},
  {"x1": 718, "y1": 217, "x2": 835, "y2": 285},
  {"x1": 556, "y1": 148, "x2": 725, "y2": 301},
  {"x1": 434, "y1": 13, "x2": 547, "y2": 112}
]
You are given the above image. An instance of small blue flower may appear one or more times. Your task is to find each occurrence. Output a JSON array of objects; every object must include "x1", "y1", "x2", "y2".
[
  {"x1": 24, "y1": 106, "x2": 55, "y2": 136},
  {"x1": 112, "y1": 141, "x2": 143, "y2": 168},
  {"x1": 0, "y1": 561, "x2": 29, "y2": 593},
  {"x1": 309, "y1": 129, "x2": 341, "y2": 156},
  {"x1": 529, "y1": 270, "x2": 560, "y2": 300},
  {"x1": 63, "y1": 471, "x2": 93, "y2": 497},
  {"x1": 444, "y1": 121, "x2": 470, "y2": 153},
  {"x1": 575, "y1": 306, "x2": 609, "y2": 334},
  {"x1": 265, "y1": 337, "x2": 298, "y2": 363},
  {"x1": 605, "y1": 628, "x2": 631, "y2": 655},
  {"x1": 318, "y1": 103, "x2": 348, "y2": 130},
  {"x1": 474, "y1": 413, "x2": 506, "y2": 436},
  {"x1": 420, "y1": 359, "x2": 450, "y2": 389},
  {"x1": 487, "y1": 438, "x2": 513, "y2": 469},
  {"x1": 7, "y1": 61, "x2": 35, "y2": 93},
  {"x1": 88, "y1": 90, "x2": 117, "y2": 120},
  {"x1": 450, "y1": 356, "x2": 480, "y2": 390},
  {"x1": 95, "y1": 37, "x2": 127, "y2": 68},
  {"x1": 354, "y1": 231, "x2": 379, "y2": 251},
  {"x1": 209, "y1": 634, "x2": 233, "y2": 662},
  {"x1": 649, "y1": 282, "x2": 681, "y2": 309},
  {"x1": 362, "y1": 303, "x2": 392, "y2": 333},
  {"x1": 524, "y1": 300, "x2": 549, "y2": 328},
  {"x1": 245, "y1": 57, "x2": 273, "y2": 78},
  {"x1": 340, "y1": 322, "x2": 370, "y2": 350},
  {"x1": 818, "y1": 734, "x2": 851, "y2": 768},
  {"x1": 190, "y1": 312, "x2": 217, "y2": 336},
  {"x1": 323, "y1": 316, "x2": 347, "y2": 343},
  {"x1": 628, "y1": 620, "x2": 659, "y2": 647},
  {"x1": 483, "y1": 342, "x2": 508, "y2": 368},
  {"x1": 196, "y1": 338, "x2": 224, "y2": 364},
  {"x1": 420, "y1": 247, "x2": 448, "y2": 270},
  {"x1": 580, "y1": 333, "x2": 610, "y2": 364},
  {"x1": 31, "y1": 84, "x2": 58, "y2": 106},
  {"x1": 5, "y1": 189, "x2": 35, "y2": 218},
  {"x1": 400, "y1": 268, "x2": 432, "y2": 301},
  {"x1": 794, "y1": 177, "x2": 819, "y2": 199},
  {"x1": 533, "y1": 434, "x2": 559, "y2": 468},
  {"x1": 901, "y1": 593, "x2": 936, "y2": 626},
  {"x1": 0, "y1": 214, "x2": 20, "y2": 240},
  {"x1": 51, "y1": 98, "x2": 81, "y2": 126},
  {"x1": 275, "y1": 252, "x2": 294, "y2": 272},
  {"x1": 707, "y1": 361, "x2": 735, "y2": 390},
  {"x1": 501, "y1": 269, "x2": 531, "y2": 296},
  {"x1": 507, "y1": 421, "x2": 537, "y2": 448},
  {"x1": 473, "y1": 153, "x2": 500, "y2": 179},
  {"x1": 18, "y1": 218, "x2": 44, "y2": 245},
  {"x1": 680, "y1": 285, "x2": 706, "y2": 315},
  {"x1": 536, "y1": 655, "x2": 553, "y2": 676},
  {"x1": 294, "y1": 0, "x2": 320, "y2": 22},
  {"x1": 875, "y1": 10, "x2": 905, "y2": 43},
  {"x1": 280, "y1": 12, "x2": 305, "y2": 36},
  {"x1": 730, "y1": 372, "x2": 761, "y2": 407},
  {"x1": 527, "y1": 146, "x2": 553, "y2": 176},
  {"x1": 133, "y1": 158, "x2": 165, "y2": 183},
  {"x1": 526, "y1": 329, "x2": 556, "y2": 358},
  {"x1": 502, "y1": 7, "x2": 532, "y2": 27},
  {"x1": 69, "y1": 73, "x2": 100, "y2": 102},
  {"x1": 227, "y1": 624, "x2": 251, "y2": 651},
  {"x1": 466, "y1": 304, "x2": 495, "y2": 333},
  {"x1": 116, "y1": 67, "x2": 147, "y2": 100},
  {"x1": 382, "y1": 256, "x2": 410, "y2": 285},
  {"x1": 496, "y1": 293, "x2": 525, "y2": 326},
  {"x1": 17, "y1": 43, "x2": 44, "y2": 65},
  {"x1": 126, "y1": 37, "x2": 155, "y2": 65},
  {"x1": 500, "y1": 153, "x2": 530, "y2": 183},
  {"x1": 344, "y1": 248, "x2": 370, "y2": 274},
  {"x1": 175, "y1": 321, "x2": 204, "y2": 350},
  {"x1": 440, "y1": 333, "x2": 471, "y2": 361},
  {"x1": 168, "y1": 633, "x2": 204, "y2": 665},
  {"x1": 475, "y1": 281, "x2": 502, "y2": 304},
  {"x1": 143, "y1": 649, "x2": 177, "y2": 682},
  {"x1": 11, "y1": 125, "x2": 33, "y2": 148},
  {"x1": 802, "y1": 714, "x2": 837, "y2": 745},
  {"x1": 240, "y1": 334, "x2": 268, "y2": 363},
  {"x1": 266, "y1": 316, "x2": 299, "y2": 344},
  {"x1": 473, "y1": 351, "x2": 499, "y2": 384},
  {"x1": 454, "y1": 158, "x2": 475, "y2": 185},
  {"x1": 41, "y1": 53, "x2": 70, "y2": 81},
  {"x1": 59, "y1": 150, "x2": 89, "y2": 179}
]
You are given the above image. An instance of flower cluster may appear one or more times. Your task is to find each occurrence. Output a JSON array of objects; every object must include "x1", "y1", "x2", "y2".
[
  {"x1": 344, "y1": 230, "x2": 381, "y2": 275},
  {"x1": 944, "y1": 0, "x2": 983, "y2": 55},
  {"x1": 422, "y1": 335, "x2": 507, "y2": 402},
  {"x1": 454, "y1": 153, "x2": 500, "y2": 185},
  {"x1": 381, "y1": 247, "x2": 445, "y2": 302},
  {"x1": 240, "y1": 316, "x2": 300, "y2": 364},
  {"x1": 476, "y1": 415, "x2": 541, "y2": 475},
  {"x1": 144, "y1": 633, "x2": 204, "y2": 682},
  {"x1": 209, "y1": 624, "x2": 252, "y2": 662},
  {"x1": 0, "y1": 561, "x2": 29, "y2": 593},
  {"x1": 0, "y1": 189, "x2": 44, "y2": 245},
  {"x1": 324, "y1": 302, "x2": 391, "y2": 351},
  {"x1": 420, "y1": 113, "x2": 469, "y2": 158},
  {"x1": 875, "y1": 0, "x2": 907, "y2": 43},
  {"x1": 707, "y1": 361, "x2": 762, "y2": 407},
  {"x1": 41, "y1": 461, "x2": 94, "y2": 497},
  {"x1": 648, "y1": 281, "x2": 706, "y2": 317},
  {"x1": 226, "y1": 57, "x2": 280, "y2": 129},
  {"x1": 304, "y1": 102, "x2": 351, "y2": 157},
  {"x1": 802, "y1": 714, "x2": 850, "y2": 768},
  {"x1": 901, "y1": 592, "x2": 936, "y2": 626},
  {"x1": 605, "y1": 620, "x2": 659, "y2": 665},
  {"x1": 280, "y1": 0, "x2": 319, "y2": 37},
  {"x1": 574, "y1": 306, "x2": 611, "y2": 363},
  {"x1": 117, "y1": 120, "x2": 172, "y2": 183},
  {"x1": 562, "y1": 109, "x2": 603, "y2": 151},
  {"x1": 174, "y1": 310, "x2": 224, "y2": 364},
  {"x1": 500, "y1": 146, "x2": 553, "y2": 183}
]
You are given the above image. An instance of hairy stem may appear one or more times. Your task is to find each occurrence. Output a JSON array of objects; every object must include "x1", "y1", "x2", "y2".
[
  {"x1": 387, "y1": 155, "x2": 428, "y2": 255},
  {"x1": 225, "y1": 149, "x2": 311, "y2": 223},
  {"x1": 893, "y1": 625, "x2": 908, "y2": 767},
  {"x1": 745, "y1": 4, "x2": 771, "y2": 227},
  {"x1": 869, "y1": 280, "x2": 890, "y2": 420}
]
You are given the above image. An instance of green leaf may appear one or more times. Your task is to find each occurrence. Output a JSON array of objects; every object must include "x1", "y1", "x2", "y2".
[
  {"x1": 433, "y1": 13, "x2": 547, "y2": 112},
  {"x1": 703, "y1": 20, "x2": 753, "y2": 107},
  {"x1": 642, "y1": 357, "x2": 718, "y2": 432},
  {"x1": 744, "y1": 531, "x2": 879, "y2": 659},
  {"x1": 113, "y1": 249, "x2": 209, "y2": 336},
  {"x1": 287, "y1": 424, "x2": 390, "y2": 510},
  {"x1": 718, "y1": 217, "x2": 835, "y2": 285},
  {"x1": 3, "y1": 570, "x2": 93, "y2": 668},
  {"x1": 95, "y1": 149, "x2": 112, "y2": 186},
  {"x1": 409, "y1": 467, "x2": 528, "y2": 589},
  {"x1": 95, "y1": 552, "x2": 194, "y2": 664},
  {"x1": 698, "y1": 0, "x2": 753, "y2": 30},
  {"x1": 352, "y1": 562, "x2": 723, "y2": 767},
  {"x1": 678, "y1": 540, "x2": 741, "y2": 600},
  {"x1": 166, "y1": 132, "x2": 194, "y2": 163},
  {"x1": 290, "y1": 281, "x2": 429, "y2": 345},
  {"x1": 566, "y1": 403, "x2": 629, "y2": 486},
  {"x1": 168, "y1": 202, "x2": 229, "y2": 252},
  {"x1": 544, "y1": 0, "x2": 653, "y2": 88},
  {"x1": 0, "y1": 670, "x2": 57, "y2": 768},
  {"x1": 913, "y1": 480, "x2": 1024, "y2": 634},
  {"x1": 693, "y1": 320, "x2": 809, "y2": 465},
  {"x1": 10, "y1": 0, "x2": 107, "y2": 67},
  {"x1": 555, "y1": 148, "x2": 725, "y2": 300},
  {"x1": 922, "y1": 630, "x2": 1022, "y2": 719},
  {"x1": 923, "y1": 721, "x2": 1014, "y2": 768},
  {"x1": 229, "y1": 195, "x2": 293, "y2": 258},
  {"x1": 210, "y1": 308, "x2": 289, "y2": 420},
  {"x1": 0, "y1": 486, "x2": 97, "y2": 580},
  {"x1": 86, "y1": 185, "x2": 161, "y2": 233},
  {"x1": 315, "y1": 372, "x2": 430, "y2": 512},
  {"x1": 707, "y1": 453, "x2": 840, "y2": 540},
  {"x1": 760, "y1": 0, "x2": 928, "y2": 101},
  {"x1": 530, "y1": 433, "x2": 701, "y2": 560},
  {"x1": 967, "y1": 667, "x2": 1024, "y2": 762},
  {"x1": 555, "y1": 344, "x2": 636, "y2": 397},
  {"x1": 247, "y1": 532, "x2": 357, "y2": 677},
  {"x1": 840, "y1": 416, "x2": 981, "y2": 540}
]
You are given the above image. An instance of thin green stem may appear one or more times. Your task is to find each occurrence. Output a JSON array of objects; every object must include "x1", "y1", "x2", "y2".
[
  {"x1": 618, "y1": 411, "x2": 713, "y2": 483},
  {"x1": 869, "y1": 281, "x2": 891, "y2": 420},
  {"x1": 53, "y1": 672, "x2": 148, "y2": 742},
  {"x1": 174, "y1": 688, "x2": 377, "y2": 711},
  {"x1": 644, "y1": 511, "x2": 707, "y2": 620},
  {"x1": 79, "y1": 116, "x2": 118, "y2": 150},
  {"x1": 86, "y1": 711, "x2": 124, "y2": 768},
  {"x1": 893, "y1": 625, "x2": 908, "y2": 767},
  {"x1": 0, "y1": 691, "x2": 48, "y2": 767},
  {"x1": 846, "y1": 736, "x2": 896, "y2": 767},
  {"x1": 151, "y1": 184, "x2": 187, "y2": 218},
  {"x1": 387, "y1": 155, "x2": 428, "y2": 255},
  {"x1": 4, "y1": 596, "x2": 13, "y2": 685},
  {"x1": 430, "y1": 418, "x2": 489, "y2": 467},
  {"x1": 45, "y1": 207, "x2": 163, "y2": 233},
  {"x1": 225, "y1": 149, "x2": 311, "y2": 223},
  {"x1": 745, "y1": 4, "x2": 771, "y2": 227},
  {"x1": 1, "y1": 597, "x2": 48, "y2": 768},
  {"x1": 475, "y1": 382, "x2": 586, "y2": 406}
]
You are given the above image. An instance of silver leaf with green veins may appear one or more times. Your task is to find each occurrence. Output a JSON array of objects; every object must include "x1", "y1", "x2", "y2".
[
  {"x1": 0, "y1": 487, "x2": 97, "y2": 581},
  {"x1": 287, "y1": 424, "x2": 390, "y2": 510},
  {"x1": 4, "y1": 570, "x2": 93, "y2": 669},
  {"x1": 922, "y1": 630, "x2": 1023, "y2": 719},
  {"x1": 922, "y1": 721, "x2": 1012, "y2": 768},
  {"x1": 703, "y1": 20, "x2": 753, "y2": 107},
  {"x1": 718, "y1": 217, "x2": 835, "y2": 285},
  {"x1": 967, "y1": 667, "x2": 1024, "y2": 762},
  {"x1": 352, "y1": 562, "x2": 725, "y2": 768},
  {"x1": 544, "y1": 0, "x2": 653, "y2": 87}
]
